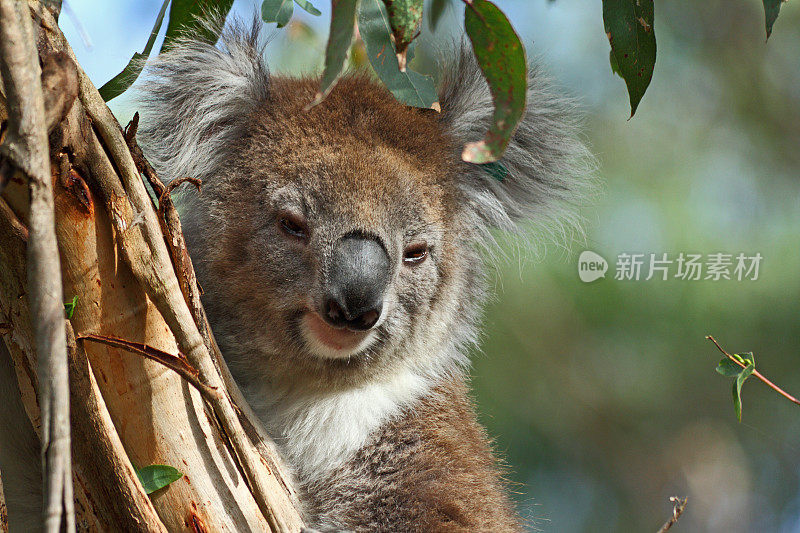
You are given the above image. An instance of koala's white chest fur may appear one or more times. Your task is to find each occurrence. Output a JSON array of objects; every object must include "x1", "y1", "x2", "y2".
[{"x1": 244, "y1": 366, "x2": 434, "y2": 483}]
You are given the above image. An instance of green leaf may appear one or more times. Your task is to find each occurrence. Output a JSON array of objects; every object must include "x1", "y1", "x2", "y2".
[
  {"x1": 99, "y1": 54, "x2": 147, "y2": 102},
  {"x1": 294, "y1": 0, "x2": 322, "y2": 16},
  {"x1": 309, "y1": 0, "x2": 359, "y2": 107},
  {"x1": 731, "y1": 380, "x2": 742, "y2": 422},
  {"x1": 480, "y1": 162, "x2": 509, "y2": 182},
  {"x1": 357, "y1": 0, "x2": 438, "y2": 109},
  {"x1": 384, "y1": 0, "x2": 424, "y2": 70},
  {"x1": 262, "y1": 0, "x2": 294, "y2": 28},
  {"x1": 462, "y1": 0, "x2": 527, "y2": 163},
  {"x1": 602, "y1": 0, "x2": 656, "y2": 117},
  {"x1": 763, "y1": 0, "x2": 784, "y2": 40},
  {"x1": 135, "y1": 464, "x2": 183, "y2": 494},
  {"x1": 163, "y1": 0, "x2": 235, "y2": 49},
  {"x1": 64, "y1": 295, "x2": 78, "y2": 319},
  {"x1": 716, "y1": 358, "x2": 742, "y2": 377},
  {"x1": 428, "y1": 0, "x2": 449, "y2": 32},
  {"x1": 608, "y1": 49, "x2": 622, "y2": 78},
  {"x1": 732, "y1": 362, "x2": 755, "y2": 422},
  {"x1": 98, "y1": 0, "x2": 170, "y2": 102}
]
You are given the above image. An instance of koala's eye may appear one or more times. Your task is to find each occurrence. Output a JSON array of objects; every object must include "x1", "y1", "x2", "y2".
[
  {"x1": 403, "y1": 242, "x2": 428, "y2": 266},
  {"x1": 278, "y1": 213, "x2": 308, "y2": 240}
]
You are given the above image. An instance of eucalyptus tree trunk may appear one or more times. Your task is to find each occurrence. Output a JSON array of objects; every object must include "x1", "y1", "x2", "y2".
[{"x1": 0, "y1": 2, "x2": 304, "y2": 531}]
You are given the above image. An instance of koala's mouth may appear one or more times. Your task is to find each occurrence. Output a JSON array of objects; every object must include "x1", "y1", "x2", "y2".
[{"x1": 300, "y1": 311, "x2": 376, "y2": 360}]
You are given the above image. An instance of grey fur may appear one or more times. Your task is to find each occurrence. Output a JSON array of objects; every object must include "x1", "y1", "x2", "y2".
[
  {"x1": 136, "y1": 16, "x2": 269, "y2": 189},
  {"x1": 440, "y1": 45, "x2": 597, "y2": 247}
]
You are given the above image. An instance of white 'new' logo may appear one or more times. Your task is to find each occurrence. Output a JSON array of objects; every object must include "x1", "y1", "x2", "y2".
[{"x1": 578, "y1": 250, "x2": 608, "y2": 283}]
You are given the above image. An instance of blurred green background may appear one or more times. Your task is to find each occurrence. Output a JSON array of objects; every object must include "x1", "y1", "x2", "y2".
[{"x1": 61, "y1": 0, "x2": 800, "y2": 531}]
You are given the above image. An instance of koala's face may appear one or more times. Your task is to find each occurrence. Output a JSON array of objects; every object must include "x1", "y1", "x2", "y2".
[
  {"x1": 143, "y1": 34, "x2": 591, "y2": 390},
  {"x1": 197, "y1": 77, "x2": 476, "y2": 387}
]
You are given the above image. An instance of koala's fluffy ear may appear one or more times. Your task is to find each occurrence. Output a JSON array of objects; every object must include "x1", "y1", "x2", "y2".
[
  {"x1": 137, "y1": 18, "x2": 269, "y2": 185},
  {"x1": 438, "y1": 46, "x2": 596, "y2": 241}
]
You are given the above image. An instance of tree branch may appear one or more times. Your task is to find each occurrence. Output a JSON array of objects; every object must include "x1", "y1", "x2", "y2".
[
  {"x1": 656, "y1": 496, "x2": 687, "y2": 532},
  {"x1": 706, "y1": 335, "x2": 800, "y2": 407},
  {"x1": 0, "y1": 2, "x2": 73, "y2": 531},
  {"x1": 125, "y1": 116, "x2": 304, "y2": 511},
  {"x1": 26, "y1": 3, "x2": 305, "y2": 530}
]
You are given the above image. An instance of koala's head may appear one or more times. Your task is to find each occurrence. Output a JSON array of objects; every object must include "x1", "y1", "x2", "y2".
[{"x1": 139, "y1": 20, "x2": 594, "y2": 391}]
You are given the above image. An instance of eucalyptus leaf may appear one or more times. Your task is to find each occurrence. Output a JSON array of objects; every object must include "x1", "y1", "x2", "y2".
[
  {"x1": 135, "y1": 464, "x2": 183, "y2": 494},
  {"x1": 763, "y1": 0, "x2": 783, "y2": 39},
  {"x1": 462, "y1": 0, "x2": 527, "y2": 163},
  {"x1": 357, "y1": 0, "x2": 437, "y2": 109},
  {"x1": 294, "y1": 0, "x2": 322, "y2": 16},
  {"x1": 608, "y1": 49, "x2": 622, "y2": 78},
  {"x1": 602, "y1": 0, "x2": 656, "y2": 117},
  {"x1": 64, "y1": 295, "x2": 78, "y2": 320},
  {"x1": 262, "y1": 0, "x2": 294, "y2": 27},
  {"x1": 384, "y1": 0, "x2": 424, "y2": 71},
  {"x1": 310, "y1": 0, "x2": 359, "y2": 107},
  {"x1": 715, "y1": 358, "x2": 742, "y2": 377},
  {"x1": 732, "y1": 362, "x2": 755, "y2": 422},
  {"x1": 98, "y1": 0, "x2": 170, "y2": 102},
  {"x1": 731, "y1": 380, "x2": 742, "y2": 422},
  {"x1": 737, "y1": 352, "x2": 755, "y2": 366},
  {"x1": 737, "y1": 362, "x2": 755, "y2": 393}
]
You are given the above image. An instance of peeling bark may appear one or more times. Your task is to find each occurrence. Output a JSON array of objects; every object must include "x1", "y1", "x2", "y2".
[{"x1": 0, "y1": 2, "x2": 73, "y2": 530}]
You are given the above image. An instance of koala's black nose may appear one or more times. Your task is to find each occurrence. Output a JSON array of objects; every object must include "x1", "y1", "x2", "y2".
[{"x1": 323, "y1": 234, "x2": 389, "y2": 331}]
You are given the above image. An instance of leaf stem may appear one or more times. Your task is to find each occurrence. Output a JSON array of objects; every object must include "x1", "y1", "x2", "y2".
[{"x1": 706, "y1": 335, "x2": 800, "y2": 407}]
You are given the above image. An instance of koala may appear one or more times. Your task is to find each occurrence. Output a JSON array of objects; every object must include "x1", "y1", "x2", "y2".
[
  {"x1": 0, "y1": 15, "x2": 593, "y2": 533},
  {"x1": 135, "y1": 17, "x2": 594, "y2": 532}
]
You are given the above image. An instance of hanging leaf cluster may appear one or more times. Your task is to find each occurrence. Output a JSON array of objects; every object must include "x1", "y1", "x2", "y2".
[{"x1": 99, "y1": 0, "x2": 790, "y2": 162}]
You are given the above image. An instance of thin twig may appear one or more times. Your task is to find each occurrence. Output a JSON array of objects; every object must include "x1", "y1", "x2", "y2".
[
  {"x1": 706, "y1": 335, "x2": 800, "y2": 407},
  {"x1": 657, "y1": 496, "x2": 687, "y2": 532},
  {"x1": 0, "y1": 1, "x2": 74, "y2": 531},
  {"x1": 77, "y1": 333, "x2": 222, "y2": 401},
  {"x1": 124, "y1": 112, "x2": 166, "y2": 197},
  {"x1": 157, "y1": 176, "x2": 201, "y2": 221}
]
